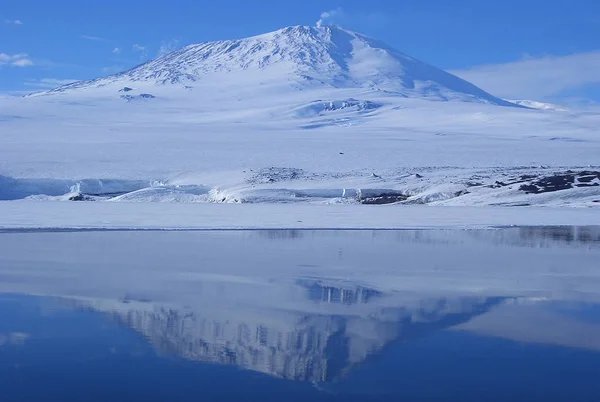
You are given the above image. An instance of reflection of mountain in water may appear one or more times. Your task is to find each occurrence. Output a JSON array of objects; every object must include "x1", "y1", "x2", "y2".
[
  {"x1": 256, "y1": 230, "x2": 305, "y2": 240},
  {"x1": 69, "y1": 281, "x2": 506, "y2": 382},
  {"x1": 297, "y1": 279, "x2": 382, "y2": 305}
]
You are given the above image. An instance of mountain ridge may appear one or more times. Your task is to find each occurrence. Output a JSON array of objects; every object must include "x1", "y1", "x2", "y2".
[{"x1": 33, "y1": 25, "x2": 515, "y2": 106}]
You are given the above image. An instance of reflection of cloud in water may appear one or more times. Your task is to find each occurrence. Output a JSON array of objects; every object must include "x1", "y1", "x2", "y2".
[
  {"x1": 0, "y1": 332, "x2": 30, "y2": 346},
  {"x1": 454, "y1": 300, "x2": 600, "y2": 352},
  {"x1": 66, "y1": 281, "x2": 507, "y2": 382}
]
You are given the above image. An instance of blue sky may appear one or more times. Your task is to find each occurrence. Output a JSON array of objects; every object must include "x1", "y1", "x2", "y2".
[{"x1": 2, "y1": 0, "x2": 600, "y2": 103}]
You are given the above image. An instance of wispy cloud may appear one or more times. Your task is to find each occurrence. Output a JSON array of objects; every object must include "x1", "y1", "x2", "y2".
[
  {"x1": 316, "y1": 8, "x2": 343, "y2": 27},
  {"x1": 315, "y1": 7, "x2": 387, "y2": 29},
  {"x1": 112, "y1": 47, "x2": 121, "y2": 54},
  {"x1": 24, "y1": 78, "x2": 78, "y2": 89},
  {"x1": 0, "y1": 332, "x2": 30, "y2": 346},
  {"x1": 4, "y1": 19, "x2": 23, "y2": 25},
  {"x1": 81, "y1": 35, "x2": 106, "y2": 42},
  {"x1": 451, "y1": 51, "x2": 600, "y2": 101},
  {"x1": 157, "y1": 39, "x2": 180, "y2": 56},
  {"x1": 0, "y1": 53, "x2": 34, "y2": 67},
  {"x1": 11, "y1": 58, "x2": 33, "y2": 67},
  {"x1": 132, "y1": 44, "x2": 148, "y2": 60}
]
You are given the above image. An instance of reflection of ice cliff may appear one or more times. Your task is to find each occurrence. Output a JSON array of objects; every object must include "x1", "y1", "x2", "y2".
[
  {"x1": 70, "y1": 280, "x2": 506, "y2": 382},
  {"x1": 388, "y1": 226, "x2": 600, "y2": 249}
]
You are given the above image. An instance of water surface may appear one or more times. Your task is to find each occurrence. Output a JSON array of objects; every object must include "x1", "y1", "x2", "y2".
[{"x1": 0, "y1": 227, "x2": 599, "y2": 401}]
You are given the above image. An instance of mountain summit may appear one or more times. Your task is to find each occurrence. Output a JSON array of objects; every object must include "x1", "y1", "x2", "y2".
[{"x1": 40, "y1": 25, "x2": 512, "y2": 105}]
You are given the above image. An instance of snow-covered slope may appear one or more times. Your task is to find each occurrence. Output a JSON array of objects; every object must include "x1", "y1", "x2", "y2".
[{"x1": 33, "y1": 25, "x2": 513, "y2": 105}]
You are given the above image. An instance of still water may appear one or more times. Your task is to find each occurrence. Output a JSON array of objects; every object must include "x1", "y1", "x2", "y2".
[{"x1": 0, "y1": 227, "x2": 599, "y2": 401}]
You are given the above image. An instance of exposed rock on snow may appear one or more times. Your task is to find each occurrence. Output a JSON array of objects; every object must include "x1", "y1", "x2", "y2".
[
  {"x1": 519, "y1": 171, "x2": 600, "y2": 194},
  {"x1": 120, "y1": 93, "x2": 156, "y2": 101},
  {"x1": 294, "y1": 98, "x2": 382, "y2": 118},
  {"x1": 2, "y1": 169, "x2": 599, "y2": 207}
]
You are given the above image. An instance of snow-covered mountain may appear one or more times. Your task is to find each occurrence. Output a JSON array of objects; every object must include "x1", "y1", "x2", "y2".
[
  {"x1": 37, "y1": 25, "x2": 513, "y2": 106},
  {"x1": 2, "y1": 25, "x2": 599, "y2": 212}
]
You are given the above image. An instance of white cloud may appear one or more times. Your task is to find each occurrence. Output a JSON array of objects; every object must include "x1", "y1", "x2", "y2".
[
  {"x1": 0, "y1": 53, "x2": 22, "y2": 63},
  {"x1": 24, "y1": 78, "x2": 78, "y2": 89},
  {"x1": 316, "y1": 7, "x2": 343, "y2": 27},
  {"x1": 81, "y1": 35, "x2": 106, "y2": 42},
  {"x1": 112, "y1": 47, "x2": 121, "y2": 54},
  {"x1": 451, "y1": 51, "x2": 600, "y2": 100},
  {"x1": 0, "y1": 52, "x2": 33, "y2": 67},
  {"x1": 158, "y1": 39, "x2": 180, "y2": 56},
  {"x1": 4, "y1": 19, "x2": 23, "y2": 25}
]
